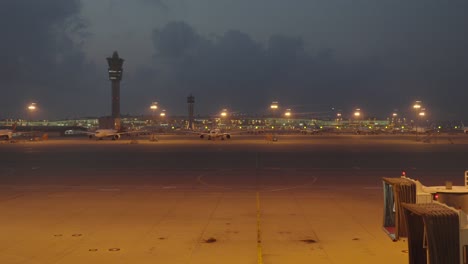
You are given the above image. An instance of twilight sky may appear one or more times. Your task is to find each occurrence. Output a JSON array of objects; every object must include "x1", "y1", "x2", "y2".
[{"x1": 1, "y1": 0, "x2": 467, "y2": 120}]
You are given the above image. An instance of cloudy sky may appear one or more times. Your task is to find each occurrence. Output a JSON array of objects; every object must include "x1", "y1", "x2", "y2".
[{"x1": 1, "y1": 0, "x2": 467, "y2": 120}]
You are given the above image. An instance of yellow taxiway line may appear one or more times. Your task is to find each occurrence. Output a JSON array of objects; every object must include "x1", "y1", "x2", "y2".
[{"x1": 256, "y1": 191, "x2": 263, "y2": 264}]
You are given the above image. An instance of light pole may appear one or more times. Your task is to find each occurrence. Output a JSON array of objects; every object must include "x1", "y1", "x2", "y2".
[
  {"x1": 412, "y1": 100, "x2": 422, "y2": 133},
  {"x1": 391, "y1": 112, "x2": 398, "y2": 125},
  {"x1": 160, "y1": 110, "x2": 167, "y2": 124},
  {"x1": 419, "y1": 108, "x2": 426, "y2": 132},
  {"x1": 270, "y1": 101, "x2": 279, "y2": 126},
  {"x1": 220, "y1": 109, "x2": 228, "y2": 127},
  {"x1": 336, "y1": 112, "x2": 342, "y2": 126},
  {"x1": 283, "y1": 109, "x2": 292, "y2": 129},
  {"x1": 150, "y1": 102, "x2": 158, "y2": 126},
  {"x1": 27, "y1": 103, "x2": 37, "y2": 138},
  {"x1": 354, "y1": 108, "x2": 361, "y2": 122}
]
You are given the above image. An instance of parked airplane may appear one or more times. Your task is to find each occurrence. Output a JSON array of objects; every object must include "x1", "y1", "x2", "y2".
[
  {"x1": 199, "y1": 129, "x2": 231, "y2": 140},
  {"x1": 85, "y1": 129, "x2": 144, "y2": 140},
  {"x1": 0, "y1": 123, "x2": 18, "y2": 140},
  {"x1": 0, "y1": 128, "x2": 14, "y2": 140},
  {"x1": 462, "y1": 122, "x2": 468, "y2": 134}
]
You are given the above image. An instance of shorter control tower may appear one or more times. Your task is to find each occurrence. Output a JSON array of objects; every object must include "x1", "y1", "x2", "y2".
[
  {"x1": 187, "y1": 94, "x2": 195, "y2": 130},
  {"x1": 107, "y1": 51, "x2": 124, "y2": 130}
]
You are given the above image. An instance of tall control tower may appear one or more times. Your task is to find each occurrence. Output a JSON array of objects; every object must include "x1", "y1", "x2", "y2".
[
  {"x1": 187, "y1": 94, "x2": 195, "y2": 130},
  {"x1": 106, "y1": 51, "x2": 124, "y2": 130}
]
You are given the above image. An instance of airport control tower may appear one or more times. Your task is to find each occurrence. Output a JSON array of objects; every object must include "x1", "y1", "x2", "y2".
[
  {"x1": 107, "y1": 51, "x2": 124, "y2": 130},
  {"x1": 187, "y1": 94, "x2": 195, "y2": 130}
]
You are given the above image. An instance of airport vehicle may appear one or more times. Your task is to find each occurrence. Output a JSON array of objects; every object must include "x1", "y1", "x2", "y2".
[{"x1": 199, "y1": 128, "x2": 231, "y2": 140}]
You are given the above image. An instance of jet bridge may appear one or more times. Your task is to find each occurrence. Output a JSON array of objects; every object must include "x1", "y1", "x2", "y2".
[
  {"x1": 382, "y1": 174, "x2": 433, "y2": 241},
  {"x1": 402, "y1": 202, "x2": 468, "y2": 264},
  {"x1": 383, "y1": 171, "x2": 468, "y2": 264}
]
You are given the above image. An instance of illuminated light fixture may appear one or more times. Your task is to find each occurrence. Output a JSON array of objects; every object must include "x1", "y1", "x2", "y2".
[
  {"x1": 270, "y1": 101, "x2": 279, "y2": 109},
  {"x1": 150, "y1": 102, "x2": 158, "y2": 110},
  {"x1": 284, "y1": 109, "x2": 291, "y2": 117},
  {"x1": 160, "y1": 110, "x2": 166, "y2": 117},
  {"x1": 220, "y1": 109, "x2": 228, "y2": 117},
  {"x1": 28, "y1": 103, "x2": 37, "y2": 111},
  {"x1": 337, "y1": 113, "x2": 342, "y2": 117},
  {"x1": 413, "y1": 100, "x2": 422, "y2": 110},
  {"x1": 392, "y1": 113, "x2": 398, "y2": 117},
  {"x1": 354, "y1": 109, "x2": 361, "y2": 117},
  {"x1": 419, "y1": 108, "x2": 426, "y2": 117}
]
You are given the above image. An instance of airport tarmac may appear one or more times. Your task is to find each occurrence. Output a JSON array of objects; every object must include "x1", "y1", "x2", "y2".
[{"x1": 0, "y1": 135, "x2": 467, "y2": 263}]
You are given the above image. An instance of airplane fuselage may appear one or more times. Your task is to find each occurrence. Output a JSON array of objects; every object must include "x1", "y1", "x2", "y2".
[
  {"x1": 199, "y1": 129, "x2": 231, "y2": 140},
  {"x1": 90, "y1": 129, "x2": 121, "y2": 140}
]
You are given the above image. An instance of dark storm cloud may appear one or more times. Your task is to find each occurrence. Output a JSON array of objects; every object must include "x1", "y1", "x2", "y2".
[
  {"x1": 0, "y1": 0, "x2": 105, "y2": 119},
  {"x1": 3, "y1": 1, "x2": 468, "y2": 120},
  {"x1": 130, "y1": 21, "x2": 387, "y2": 117},
  {"x1": 125, "y1": 7, "x2": 468, "y2": 120}
]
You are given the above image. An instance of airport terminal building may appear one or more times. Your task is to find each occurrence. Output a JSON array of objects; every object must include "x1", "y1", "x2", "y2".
[{"x1": 0, "y1": 115, "x2": 391, "y2": 133}]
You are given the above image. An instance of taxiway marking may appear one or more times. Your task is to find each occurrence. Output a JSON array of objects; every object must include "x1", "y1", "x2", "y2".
[{"x1": 256, "y1": 191, "x2": 263, "y2": 264}]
